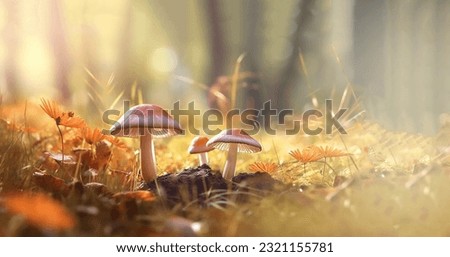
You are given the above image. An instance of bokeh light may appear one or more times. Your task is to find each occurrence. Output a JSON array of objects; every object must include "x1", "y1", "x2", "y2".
[{"x1": 150, "y1": 47, "x2": 178, "y2": 74}]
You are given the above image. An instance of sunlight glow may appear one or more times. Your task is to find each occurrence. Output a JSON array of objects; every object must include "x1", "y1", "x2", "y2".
[
  {"x1": 18, "y1": 39, "x2": 55, "y2": 96},
  {"x1": 150, "y1": 47, "x2": 178, "y2": 73}
]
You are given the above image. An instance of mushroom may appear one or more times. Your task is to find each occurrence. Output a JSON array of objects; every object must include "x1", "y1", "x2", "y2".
[
  {"x1": 109, "y1": 104, "x2": 183, "y2": 183},
  {"x1": 188, "y1": 136, "x2": 214, "y2": 165},
  {"x1": 206, "y1": 129, "x2": 262, "y2": 180}
]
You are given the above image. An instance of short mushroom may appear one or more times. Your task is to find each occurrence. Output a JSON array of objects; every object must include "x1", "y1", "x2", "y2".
[
  {"x1": 188, "y1": 136, "x2": 214, "y2": 165},
  {"x1": 109, "y1": 104, "x2": 183, "y2": 183},
  {"x1": 206, "y1": 129, "x2": 262, "y2": 180}
]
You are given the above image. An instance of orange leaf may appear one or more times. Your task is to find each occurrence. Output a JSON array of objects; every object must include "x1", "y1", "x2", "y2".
[
  {"x1": 32, "y1": 172, "x2": 69, "y2": 196},
  {"x1": 113, "y1": 191, "x2": 156, "y2": 202}
]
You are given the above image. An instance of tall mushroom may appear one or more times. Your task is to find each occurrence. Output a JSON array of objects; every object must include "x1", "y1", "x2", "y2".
[
  {"x1": 188, "y1": 136, "x2": 214, "y2": 165},
  {"x1": 206, "y1": 129, "x2": 262, "y2": 180},
  {"x1": 109, "y1": 104, "x2": 183, "y2": 183}
]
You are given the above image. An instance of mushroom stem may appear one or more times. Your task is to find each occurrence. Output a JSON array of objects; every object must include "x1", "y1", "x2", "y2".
[
  {"x1": 198, "y1": 152, "x2": 209, "y2": 165},
  {"x1": 140, "y1": 134, "x2": 157, "y2": 183},
  {"x1": 222, "y1": 143, "x2": 238, "y2": 180}
]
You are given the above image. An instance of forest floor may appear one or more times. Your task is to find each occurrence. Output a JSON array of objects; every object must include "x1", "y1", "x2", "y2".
[{"x1": 0, "y1": 99, "x2": 449, "y2": 236}]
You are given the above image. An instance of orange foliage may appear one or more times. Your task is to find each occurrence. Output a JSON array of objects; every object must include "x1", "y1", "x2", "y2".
[{"x1": 3, "y1": 193, "x2": 76, "y2": 231}]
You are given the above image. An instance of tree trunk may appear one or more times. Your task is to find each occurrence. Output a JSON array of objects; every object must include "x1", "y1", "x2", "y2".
[
  {"x1": 206, "y1": 0, "x2": 226, "y2": 84},
  {"x1": 49, "y1": 0, "x2": 71, "y2": 102},
  {"x1": 3, "y1": 0, "x2": 20, "y2": 102}
]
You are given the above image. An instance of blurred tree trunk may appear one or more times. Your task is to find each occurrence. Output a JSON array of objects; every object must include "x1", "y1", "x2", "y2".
[
  {"x1": 354, "y1": 0, "x2": 445, "y2": 134},
  {"x1": 353, "y1": 0, "x2": 387, "y2": 108},
  {"x1": 3, "y1": 0, "x2": 20, "y2": 102},
  {"x1": 241, "y1": 0, "x2": 261, "y2": 73},
  {"x1": 206, "y1": 0, "x2": 226, "y2": 84},
  {"x1": 383, "y1": 0, "x2": 437, "y2": 133},
  {"x1": 115, "y1": 2, "x2": 134, "y2": 101},
  {"x1": 274, "y1": 0, "x2": 303, "y2": 110},
  {"x1": 410, "y1": 0, "x2": 437, "y2": 133},
  {"x1": 297, "y1": 0, "x2": 333, "y2": 102},
  {"x1": 240, "y1": 0, "x2": 263, "y2": 111},
  {"x1": 49, "y1": 0, "x2": 71, "y2": 102},
  {"x1": 80, "y1": 2, "x2": 101, "y2": 113},
  {"x1": 435, "y1": 1, "x2": 450, "y2": 116}
]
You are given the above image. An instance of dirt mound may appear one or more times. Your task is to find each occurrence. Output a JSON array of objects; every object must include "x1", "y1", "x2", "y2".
[{"x1": 144, "y1": 164, "x2": 290, "y2": 206}]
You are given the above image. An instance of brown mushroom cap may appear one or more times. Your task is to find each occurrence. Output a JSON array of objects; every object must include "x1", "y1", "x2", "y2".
[
  {"x1": 188, "y1": 136, "x2": 214, "y2": 154},
  {"x1": 206, "y1": 129, "x2": 262, "y2": 153},
  {"x1": 109, "y1": 104, "x2": 183, "y2": 138}
]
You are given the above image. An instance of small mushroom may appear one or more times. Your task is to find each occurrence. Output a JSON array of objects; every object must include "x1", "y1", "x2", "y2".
[
  {"x1": 188, "y1": 136, "x2": 214, "y2": 165},
  {"x1": 206, "y1": 129, "x2": 262, "y2": 180},
  {"x1": 109, "y1": 104, "x2": 183, "y2": 183}
]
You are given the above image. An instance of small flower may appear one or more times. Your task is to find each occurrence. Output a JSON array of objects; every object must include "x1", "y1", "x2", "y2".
[
  {"x1": 40, "y1": 98, "x2": 61, "y2": 120},
  {"x1": 59, "y1": 112, "x2": 86, "y2": 128},
  {"x1": 314, "y1": 145, "x2": 349, "y2": 158},
  {"x1": 289, "y1": 147, "x2": 323, "y2": 164},
  {"x1": 81, "y1": 127, "x2": 105, "y2": 145},
  {"x1": 40, "y1": 98, "x2": 86, "y2": 128},
  {"x1": 104, "y1": 135, "x2": 128, "y2": 149},
  {"x1": 249, "y1": 162, "x2": 278, "y2": 173}
]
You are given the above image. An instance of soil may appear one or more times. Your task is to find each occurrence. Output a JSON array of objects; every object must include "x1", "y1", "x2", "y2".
[
  {"x1": 33, "y1": 165, "x2": 291, "y2": 208},
  {"x1": 143, "y1": 164, "x2": 291, "y2": 206}
]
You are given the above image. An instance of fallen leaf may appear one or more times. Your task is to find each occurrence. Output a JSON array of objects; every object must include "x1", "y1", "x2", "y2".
[
  {"x1": 32, "y1": 172, "x2": 69, "y2": 196},
  {"x1": 113, "y1": 191, "x2": 156, "y2": 202},
  {"x1": 47, "y1": 152, "x2": 77, "y2": 165}
]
